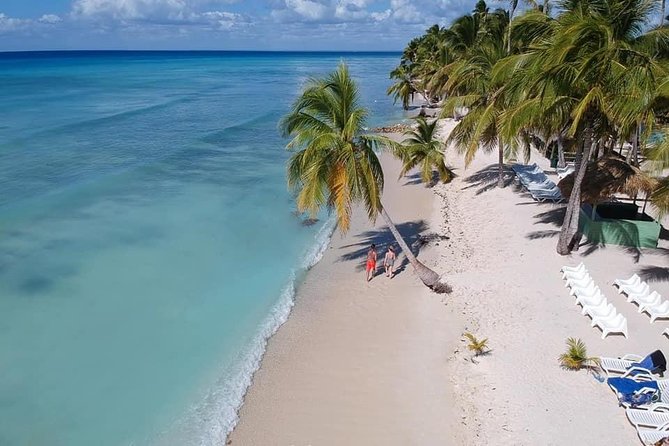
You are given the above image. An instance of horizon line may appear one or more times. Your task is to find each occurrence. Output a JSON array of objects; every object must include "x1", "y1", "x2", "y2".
[{"x1": 0, "y1": 49, "x2": 403, "y2": 54}]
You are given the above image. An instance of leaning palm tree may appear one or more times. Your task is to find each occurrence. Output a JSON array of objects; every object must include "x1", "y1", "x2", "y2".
[
  {"x1": 280, "y1": 63, "x2": 450, "y2": 293},
  {"x1": 397, "y1": 117, "x2": 455, "y2": 185}
]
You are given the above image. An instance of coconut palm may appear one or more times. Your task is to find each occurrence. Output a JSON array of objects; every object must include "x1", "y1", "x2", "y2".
[
  {"x1": 442, "y1": 29, "x2": 510, "y2": 188},
  {"x1": 397, "y1": 117, "x2": 455, "y2": 185},
  {"x1": 388, "y1": 65, "x2": 416, "y2": 110},
  {"x1": 497, "y1": 0, "x2": 669, "y2": 254},
  {"x1": 280, "y1": 63, "x2": 450, "y2": 293}
]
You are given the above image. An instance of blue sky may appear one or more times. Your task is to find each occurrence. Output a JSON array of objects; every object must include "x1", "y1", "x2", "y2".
[{"x1": 0, "y1": 0, "x2": 481, "y2": 51}]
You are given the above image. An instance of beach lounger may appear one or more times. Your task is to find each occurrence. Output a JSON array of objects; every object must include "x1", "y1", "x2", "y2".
[
  {"x1": 590, "y1": 306, "x2": 619, "y2": 327},
  {"x1": 566, "y1": 275, "x2": 594, "y2": 290},
  {"x1": 582, "y1": 301, "x2": 614, "y2": 319},
  {"x1": 570, "y1": 283, "x2": 602, "y2": 298},
  {"x1": 626, "y1": 406, "x2": 669, "y2": 429},
  {"x1": 644, "y1": 300, "x2": 669, "y2": 323},
  {"x1": 576, "y1": 293, "x2": 605, "y2": 309},
  {"x1": 566, "y1": 274, "x2": 593, "y2": 288},
  {"x1": 621, "y1": 281, "x2": 650, "y2": 299},
  {"x1": 615, "y1": 273, "x2": 642, "y2": 290},
  {"x1": 599, "y1": 351, "x2": 666, "y2": 377},
  {"x1": 632, "y1": 291, "x2": 664, "y2": 313},
  {"x1": 637, "y1": 423, "x2": 669, "y2": 445},
  {"x1": 561, "y1": 263, "x2": 586, "y2": 278},
  {"x1": 593, "y1": 313, "x2": 628, "y2": 339},
  {"x1": 530, "y1": 190, "x2": 564, "y2": 203},
  {"x1": 562, "y1": 268, "x2": 590, "y2": 282}
]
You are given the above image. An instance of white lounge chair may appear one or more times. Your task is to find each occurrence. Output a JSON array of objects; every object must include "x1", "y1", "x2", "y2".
[
  {"x1": 583, "y1": 302, "x2": 615, "y2": 321},
  {"x1": 593, "y1": 313, "x2": 628, "y2": 339},
  {"x1": 563, "y1": 268, "x2": 590, "y2": 283},
  {"x1": 571, "y1": 284, "x2": 602, "y2": 299},
  {"x1": 561, "y1": 263, "x2": 585, "y2": 274},
  {"x1": 622, "y1": 282, "x2": 651, "y2": 299},
  {"x1": 565, "y1": 273, "x2": 592, "y2": 288},
  {"x1": 632, "y1": 291, "x2": 664, "y2": 312},
  {"x1": 615, "y1": 273, "x2": 642, "y2": 290},
  {"x1": 644, "y1": 301, "x2": 669, "y2": 323},
  {"x1": 637, "y1": 422, "x2": 669, "y2": 445},
  {"x1": 637, "y1": 292, "x2": 665, "y2": 313},
  {"x1": 599, "y1": 354, "x2": 644, "y2": 376},
  {"x1": 576, "y1": 292, "x2": 605, "y2": 308},
  {"x1": 590, "y1": 306, "x2": 619, "y2": 327},
  {"x1": 626, "y1": 405, "x2": 669, "y2": 429},
  {"x1": 567, "y1": 275, "x2": 594, "y2": 290}
]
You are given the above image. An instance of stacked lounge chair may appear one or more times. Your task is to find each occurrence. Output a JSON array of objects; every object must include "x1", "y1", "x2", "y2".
[
  {"x1": 562, "y1": 264, "x2": 628, "y2": 338},
  {"x1": 512, "y1": 163, "x2": 564, "y2": 202},
  {"x1": 615, "y1": 274, "x2": 669, "y2": 323}
]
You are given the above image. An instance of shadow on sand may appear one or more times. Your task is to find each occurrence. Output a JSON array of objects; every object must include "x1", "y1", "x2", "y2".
[
  {"x1": 339, "y1": 220, "x2": 429, "y2": 275},
  {"x1": 462, "y1": 163, "x2": 514, "y2": 195}
]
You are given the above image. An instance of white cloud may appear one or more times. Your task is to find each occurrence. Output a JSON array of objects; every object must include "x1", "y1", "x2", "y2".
[
  {"x1": 0, "y1": 13, "x2": 30, "y2": 32},
  {"x1": 72, "y1": 0, "x2": 190, "y2": 21},
  {"x1": 38, "y1": 14, "x2": 63, "y2": 24},
  {"x1": 285, "y1": 0, "x2": 329, "y2": 21},
  {"x1": 200, "y1": 10, "x2": 247, "y2": 29}
]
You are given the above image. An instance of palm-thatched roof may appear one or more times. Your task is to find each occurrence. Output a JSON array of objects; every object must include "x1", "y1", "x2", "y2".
[{"x1": 557, "y1": 157, "x2": 657, "y2": 204}]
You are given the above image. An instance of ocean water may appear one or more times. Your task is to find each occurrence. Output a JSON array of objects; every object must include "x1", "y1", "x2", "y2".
[{"x1": 0, "y1": 51, "x2": 404, "y2": 446}]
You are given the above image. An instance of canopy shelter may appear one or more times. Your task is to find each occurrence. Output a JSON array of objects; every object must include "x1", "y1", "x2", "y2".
[{"x1": 557, "y1": 157, "x2": 661, "y2": 248}]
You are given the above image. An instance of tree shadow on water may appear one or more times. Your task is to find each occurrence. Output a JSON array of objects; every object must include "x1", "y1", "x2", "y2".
[{"x1": 339, "y1": 220, "x2": 429, "y2": 275}]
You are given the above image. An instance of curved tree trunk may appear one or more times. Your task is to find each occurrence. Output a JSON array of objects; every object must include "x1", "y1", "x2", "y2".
[
  {"x1": 498, "y1": 143, "x2": 505, "y2": 188},
  {"x1": 380, "y1": 206, "x2": 451, "y2": 293},
  {"x1": 662, "y1": 0, "x2": 666, "y2": 26},
  {"x1": 557, "y1": 130, "x2": 593, "y2": 255}
]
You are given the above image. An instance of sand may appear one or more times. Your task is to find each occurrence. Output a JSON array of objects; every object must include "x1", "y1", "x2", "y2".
[
  {"x1": 229, "y1": 144, "x2": 465, "y2": 445},
  {"x1": 230, "y1": 119, "x2": 669, "y2": 445}
]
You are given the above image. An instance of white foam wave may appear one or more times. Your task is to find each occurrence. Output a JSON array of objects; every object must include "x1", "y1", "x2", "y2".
[{"x1": 162, "y1": 217, "x2": 337, "y2": 446}]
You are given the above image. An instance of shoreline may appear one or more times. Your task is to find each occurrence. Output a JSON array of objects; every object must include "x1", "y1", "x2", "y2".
[
  {"x1": 227, "y1": 117, "x2": 669, "y2": 445},
  {"x1": 228, "y1": 136, "x2": 466, "y2": 444}
]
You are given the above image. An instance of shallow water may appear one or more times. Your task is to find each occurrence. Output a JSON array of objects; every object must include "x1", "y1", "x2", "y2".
[{"x1": 0, "y1": 51, "x2": 405, "y2": 446}]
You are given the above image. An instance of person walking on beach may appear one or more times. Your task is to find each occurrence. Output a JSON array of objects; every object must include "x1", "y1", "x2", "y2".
[
  {"x1": 366, "y1": 244, "x2": 377, "y2": 282},
  {"x1": 384, "y1": 246, "x2": 396, "y2": 278}
]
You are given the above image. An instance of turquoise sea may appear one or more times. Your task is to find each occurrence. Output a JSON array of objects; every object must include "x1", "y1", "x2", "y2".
[{"x1": 0, "y1": 51, "x2": 404, "y2": 446}]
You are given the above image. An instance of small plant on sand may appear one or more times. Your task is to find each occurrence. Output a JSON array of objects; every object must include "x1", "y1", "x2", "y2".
[
  {"x1": 464, "y1": 332, "x2": 489, "y2": 357},
  {"x1": 558, "y1": 337, "x2": 600, "y2": 371}
]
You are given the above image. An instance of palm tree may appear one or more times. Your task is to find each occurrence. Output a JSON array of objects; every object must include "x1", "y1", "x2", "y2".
[
  {"x1": 441, "y1": 23, "x2": 510, "y2": 188},
  {"x1": 388, "y1": 65, "x2": 415, "y2": 110},
  {"x1": 397, "y1": 118, "x2": 455, "y2": 185},
  {"x1": 498, "y1": 0, "x2": 669, "y2": 254},
  {"x1": 280, "y1": 63, "x2": 450, "y2": 293}
]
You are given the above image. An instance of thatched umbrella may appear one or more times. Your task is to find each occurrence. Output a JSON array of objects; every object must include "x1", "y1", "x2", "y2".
[{"x1": 558, "y1": 157, "x2": 657, "y2": 206}]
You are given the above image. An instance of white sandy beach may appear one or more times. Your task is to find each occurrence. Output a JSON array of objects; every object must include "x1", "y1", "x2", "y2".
[{"x1": 230, "y1": 119, "x2": 669, "y2": 445}]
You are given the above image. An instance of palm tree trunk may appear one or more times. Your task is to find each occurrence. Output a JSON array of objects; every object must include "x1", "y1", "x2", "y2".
[
  {"x1": 557, "y1": 129, "x2": 593, "y2": 255},
  {"x1": 379, "y1": 206, "x2": 451, "y2": 293},
  {"x1": 507, "y1": 1, "x2": 518, "y2": 55},
  {"x1": 557, "y1": 134, "x2": 566, "y2": 168},
  {"x1": 498, "y1": 143, "x2": 505, "y2": 188},
  {"x1": 542, "y1": 0, "x2": 549, "y2": 13}
]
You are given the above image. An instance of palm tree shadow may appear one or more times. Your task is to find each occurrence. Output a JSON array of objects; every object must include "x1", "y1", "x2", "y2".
[
  {"x1": 462, "y1": 164, "x2": 514, "y2": 195},
  {"x1": 339, "y1": 220, "x2": 429, "y2": 275}
]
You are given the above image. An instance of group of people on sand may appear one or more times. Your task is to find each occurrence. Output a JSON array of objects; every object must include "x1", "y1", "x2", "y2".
[{"x1": 365, "y1": 244, "x2": 396, "y2": 282}]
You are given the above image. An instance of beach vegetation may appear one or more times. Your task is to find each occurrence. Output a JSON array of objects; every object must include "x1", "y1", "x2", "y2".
[
  {"x1": 396, "y1": 117, "x2": 454, "y2": 185},
  {"x1": 558, "y1": 337, "x2": 600, "y2": 370},
  {"x1": 391, "y1": 0, "x2": 669, "y2": 255},
  {"x1": 280, "y1": 63, "x2": 452, "y2": 293},
  {"x1": 464, "y1": 332, "x2": 489, "y2": 356}
]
